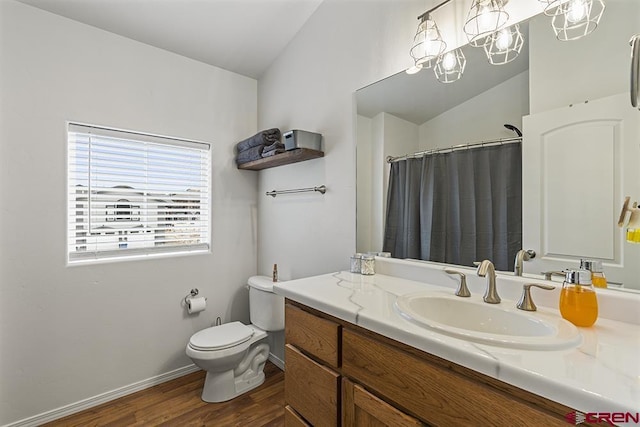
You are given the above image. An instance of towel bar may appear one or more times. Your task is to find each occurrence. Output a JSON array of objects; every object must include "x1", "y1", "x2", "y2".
[{"x1": 266, "y1": 185, "x2": 326, "y2": 198}]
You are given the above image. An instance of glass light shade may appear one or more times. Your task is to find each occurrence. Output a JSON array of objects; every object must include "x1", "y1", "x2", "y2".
[
  {"x1": 410, "y1": 14, "x2": 447, "y2": 68},
  {"x1": 405, "y1": 65, "x2": 423, "y2": 75},
  {"x1": 463, "y1": 0, "x2": 510, "y2": 47},
  {"x1": 434, "y1": 49, "x2": 466, "y2": 83},
  {"x1": 484, "y1": 23, "x2": 524, "y2": 65},
  {"x1": 539, "y1": 0, "x2": 564, "y2": 17},
  {"x1": 551, "y1": 0, "x2": 605, "y2": 41}
]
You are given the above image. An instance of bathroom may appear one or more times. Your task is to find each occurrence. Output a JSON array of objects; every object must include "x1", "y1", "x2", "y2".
[{"x1": 1, "y1": 0, "x2": 639, "y2": 426}]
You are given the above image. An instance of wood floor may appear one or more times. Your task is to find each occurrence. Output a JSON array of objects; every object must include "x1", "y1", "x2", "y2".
[{"x1": 44, "y1": 362, "x2": 285, "y2": 427}]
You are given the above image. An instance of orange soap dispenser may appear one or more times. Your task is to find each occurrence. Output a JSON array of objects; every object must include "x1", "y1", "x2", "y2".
[
  {"x1": 559, "y1": 269, "x2": 598, "y2": 327},
  {"x1": 580, "y1": 259, "x2": 607, "y2": 289}
]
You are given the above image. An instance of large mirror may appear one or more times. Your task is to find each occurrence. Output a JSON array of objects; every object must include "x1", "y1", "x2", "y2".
[{"x1": 356, "y1": 0, "x2": 640, "y2": 290}]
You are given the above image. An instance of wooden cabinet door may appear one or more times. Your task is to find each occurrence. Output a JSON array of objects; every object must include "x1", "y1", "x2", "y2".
[
  {"x1": 285, "y1": 405, "x2": 310, "y2": 427},
  {"x1": 285, "y1": 303, "x2": 341, "y2": 368},
  {"x1": 342, "y1": 378, "x2": 424, "y2": 427},
  {"x1": 285, "y1": 344, "x2": 340, "y2": 427},
  {"x1": 342, "y1": 328, "x2": 567, "y2": 426}
]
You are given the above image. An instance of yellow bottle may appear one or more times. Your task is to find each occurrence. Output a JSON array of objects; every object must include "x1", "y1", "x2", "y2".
[
  {"x1": 618, "y1": 197, "x2": 640, "y2": 243},
  {"x1": 579, "y1": 259, "x2": 607, "y2": 289},
  {"x1": 627, "y1": 227, "x2": 640, "y2": 243},
  {"x1": 559, "y1": 269, "x2": 598, "y2": 327}
]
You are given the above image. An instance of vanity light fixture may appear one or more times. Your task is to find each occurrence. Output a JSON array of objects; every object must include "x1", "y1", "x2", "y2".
[
  {"x1": 484, "y1": 23, "x2": 524, "y2": 65},
  {"x1": 463, "y1": 0, "x2": 510, "y2": 47},
  {"x1": 550, "y1": 0, "x2": 605, "y2": 41},
  {"x1": 434, "y1": 49, "x2": 466, "y2": 83},
  {"x1": 410, "y1": 13, "x2": 447, "y2": 68}
]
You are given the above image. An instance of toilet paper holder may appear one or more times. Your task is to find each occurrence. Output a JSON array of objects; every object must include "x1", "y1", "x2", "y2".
[{"x1": 184, "y1": 288, "x2": 207, "y2": 305}]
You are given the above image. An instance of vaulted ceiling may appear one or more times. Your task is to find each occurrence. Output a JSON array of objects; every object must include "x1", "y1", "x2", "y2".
[{"x1": 17, "y1": 0, "x2": 324, "y2": 79}]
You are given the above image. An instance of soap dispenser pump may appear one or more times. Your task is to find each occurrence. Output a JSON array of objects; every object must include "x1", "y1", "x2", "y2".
[
  {"x1": 559, "y1": 269, "x2": 598, "y2": 327},
  {"x1": 579, "y1": 259, "x2": 607, "y2": 289}
]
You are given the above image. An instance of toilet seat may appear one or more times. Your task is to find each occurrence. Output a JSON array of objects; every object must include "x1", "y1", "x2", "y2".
[{"x1": 188, "y1": 321, "x2": 253, "y2": 351}]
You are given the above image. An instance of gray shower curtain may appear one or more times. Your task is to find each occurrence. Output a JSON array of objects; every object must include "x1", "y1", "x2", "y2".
[{"x1": 383, "y1": 143, "x2": 522, "y2": 271}]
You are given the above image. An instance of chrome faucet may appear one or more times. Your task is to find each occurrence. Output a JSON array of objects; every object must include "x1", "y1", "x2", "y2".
[
  {"x1": 513, "y1": 249, "x2": 536, "y2": 276},
  {"x1": 476, "y1": 260, "x2": 501, "y2": 304}
]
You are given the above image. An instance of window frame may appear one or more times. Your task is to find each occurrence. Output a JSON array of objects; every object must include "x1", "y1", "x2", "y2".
[{"x1": 66, "y1": 122, "x2": 212, "y2": 265}]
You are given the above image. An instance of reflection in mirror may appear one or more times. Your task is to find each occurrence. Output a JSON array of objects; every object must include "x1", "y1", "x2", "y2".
[{"x1": 356, "y1": 0, "x2": 640, "y2": 290}]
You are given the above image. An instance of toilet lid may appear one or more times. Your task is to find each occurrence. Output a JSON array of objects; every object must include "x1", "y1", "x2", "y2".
[
  {"x1": 248, "y1": 275, "x2": 275, "y2": 292},
  {"x1": 189, "y1": 321, "x2": 253, "y2": 351}
]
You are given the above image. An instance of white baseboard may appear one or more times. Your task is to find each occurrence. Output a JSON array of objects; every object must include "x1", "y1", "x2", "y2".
[
  {"x1": 268, "y1": 352, "x2": 285, "y2": 370},
  {"x1": 4, "y1": 364, "x2": 201, "y2": 427}
]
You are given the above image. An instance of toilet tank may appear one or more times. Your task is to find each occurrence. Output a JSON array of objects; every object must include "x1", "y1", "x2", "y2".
[{"x1": 248, "y1": 276, "x2": 285, "y2": 331}]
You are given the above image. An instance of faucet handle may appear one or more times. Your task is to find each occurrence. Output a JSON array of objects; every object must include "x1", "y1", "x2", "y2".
[
  {"x1": 517, "y1": 283, "x2": 555, "y2": 311},
  {"x1": 444, "y1": 269, "x2": 471, "y2": 297},
  {"x1": 542, "y1": 271, "x2": 565, "y2": 281}
]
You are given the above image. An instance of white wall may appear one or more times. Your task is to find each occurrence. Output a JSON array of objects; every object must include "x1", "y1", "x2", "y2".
[
  {"x1": 357, "y1": 112, "x2": 419, "y2": 253},
  {"x1": 256, "y1": 0, "x2": 424, "y2": 283},
  {"x1": 370, "y1": 114, "x2": 385, "y2": 254},
  {"x1": 379, "y1": 113, "x2": 419, "y2": 252},
  {"x1": 529, "y1": 0, "x2": 640, "y2": 114},
  {"x1": 257, "y1": 0, "x2": 546, "y2": 281},
  {"x1": 419, "y1": 71, "x2": 530, "y2": 150},
  {"x1": 0, "y1": 2, "x2": 258, "y2": 425},
  {"x1": 356, "y1": 115, "x2": 373, "y2": 252},
  {"x1": 257, "y1": 0, "x2": 546, "y2": 362}
]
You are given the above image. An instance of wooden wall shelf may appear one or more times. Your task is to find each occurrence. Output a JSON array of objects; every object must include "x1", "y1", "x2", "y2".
[{"x1": 237, "y1": 148, "x2": 324, "y2": 171}]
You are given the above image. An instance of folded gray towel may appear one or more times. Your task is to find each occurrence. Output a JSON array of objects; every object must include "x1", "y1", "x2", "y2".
[
  {"x1": 236, "y1": 128, "x2": 281, "y2": 153},
  {"x1": 263, "y1": 141, "x2": 285, "y2": 153},
  {"x1": 261, "y1": 148, "x2": 286, "y2": 158},
  {"x1": 236, "y1": 145, "x2": 264, "y2": 165}
]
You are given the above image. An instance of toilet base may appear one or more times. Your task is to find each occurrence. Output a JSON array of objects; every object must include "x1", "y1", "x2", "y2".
[
  {"x1": 201, "y1": 368, "x2": 266, "y2": 403},
  {"x1": 199, "y1": 340, "x2": 269, "y2": 403}
]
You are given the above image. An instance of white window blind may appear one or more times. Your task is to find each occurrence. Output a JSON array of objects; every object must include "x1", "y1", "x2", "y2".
[{"x1": 67, "y1": 123, "x2": 211, "y2": 262}]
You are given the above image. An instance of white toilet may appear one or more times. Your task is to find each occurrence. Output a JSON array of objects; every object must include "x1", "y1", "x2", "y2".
[{"x1": 186, "y1": 276, "x2": 284, "y2": 402}]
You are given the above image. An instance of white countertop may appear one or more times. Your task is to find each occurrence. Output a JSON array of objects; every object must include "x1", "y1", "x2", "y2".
[{"x1": 274, "y1": 263, "x2": 640, "y2": 422}]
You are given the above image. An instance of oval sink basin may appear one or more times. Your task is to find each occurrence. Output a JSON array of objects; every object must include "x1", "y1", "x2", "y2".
[{"x1": 395, "y1": 292, "x2": 581, "y2": 350}]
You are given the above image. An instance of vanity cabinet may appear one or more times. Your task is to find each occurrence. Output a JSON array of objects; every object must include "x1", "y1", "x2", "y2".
[
  {"x1": 284, "y1": 304, "x2": 341, "y2": 427},
  {"x1": 342, "y1": 378, "x2": 423, "y2": 426},
  {"x1": 284, "y1": 300, "x2": 579, "y2": 427}
]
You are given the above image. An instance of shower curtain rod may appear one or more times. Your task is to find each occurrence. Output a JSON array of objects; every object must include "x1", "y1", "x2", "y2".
[{"x1": 386, "y1": 136, "x2": 522, "y2": 163}]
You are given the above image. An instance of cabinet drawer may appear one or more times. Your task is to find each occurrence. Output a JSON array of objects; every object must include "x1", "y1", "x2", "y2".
[
  {"x1": 343, "y1": 378, "x2": 424, "y2": 427},
  {"x1": 342, "y1": 329, "x2": 566, "y2": 427},
  {"x1": 285, "y1": 344, "x2": 340, "y2": 427},
  {"x1": 285, "y1": 405, "x2": 310, "y2": 427},
  {"x1": 285, "y1": 303, "x2": 341, "y2": 368}
]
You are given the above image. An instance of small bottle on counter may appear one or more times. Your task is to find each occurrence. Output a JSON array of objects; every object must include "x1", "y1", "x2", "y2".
[
  {"x1": 272, "y1": 264, "x2": 278, "y2": 282},
  {"x1": 580, "y1": 259, "x2": 607, "y2": 289},
  {"x1": 350, "y1": 253, "x2": 363, "y2": 274},
  {"x1": 360, "y1": 254, "x2": 375, "y2": 275},
  {"x1": 559, "y1": 269, "x2": 598, "y2": 327}
]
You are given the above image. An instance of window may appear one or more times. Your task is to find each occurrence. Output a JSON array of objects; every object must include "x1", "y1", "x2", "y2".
[{"x1": 67, "y1": 123, "x2": 210, "y2": 263}]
